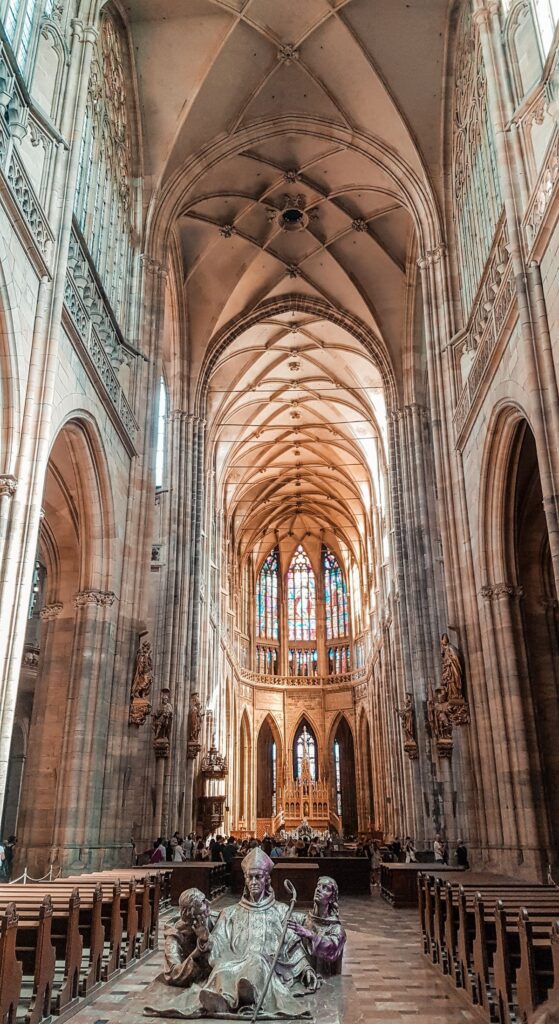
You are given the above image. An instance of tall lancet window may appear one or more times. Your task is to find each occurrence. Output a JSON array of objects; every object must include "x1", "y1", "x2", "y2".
[
  {"x1": 257, "y1": 548, "x2": 279, "y2": 640},
  {"x1": 323, "y1": 546, "x2": 348, "y2": 640},
  {"x1": 4, "y1": 0, "x2": 41, "y2": 69},
  {"x1": 287, "y1": 546, "x2": 316, "y2": 641},
  {"x1": 294, "y1": 722, "x2": 317, "y2": 781}
]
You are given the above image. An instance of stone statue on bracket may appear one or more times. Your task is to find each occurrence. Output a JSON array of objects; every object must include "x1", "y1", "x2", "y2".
[
  {"x1": 129, "y1": 635, "x2": 153, "y2": 727},
  {"x1": 440, "y1": 632, "x2": 470, "y2": 726},
  {"x1": 427, "y1": 683, "x2": 453, "y2": 759},
  {"x1": 397, "y1": 692, "x2": 418, "y2": 760},
  {"x1": 153, "y1": 688, "x2": 174, "y2": 758},
  {"x1": 187, "y1": 692, "x2": 204, "y2": 759}
]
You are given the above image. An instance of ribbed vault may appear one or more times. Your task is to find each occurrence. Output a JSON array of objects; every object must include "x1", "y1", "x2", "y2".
[
  {"x1": 208, "y1": 303, "x2": 386, "y2": 576},
  {"x1": 128, "y1": 0, "x2": 449, "y2": 583}
]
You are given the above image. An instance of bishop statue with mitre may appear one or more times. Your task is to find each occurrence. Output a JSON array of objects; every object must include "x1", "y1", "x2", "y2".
[{"x1": 145, "y1": 846, "x2": 318, "y2": 1019}]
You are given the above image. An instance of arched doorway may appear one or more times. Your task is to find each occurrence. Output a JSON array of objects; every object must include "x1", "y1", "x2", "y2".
[
  {"x1": 256, "y1": 716, "x2": 280, "y2": 824},
  {"x1": 238, "y1": 711, "x2": 252, "y2": 830},
  {"x1": 332, "y1": 716, "x2": 358, "y2": 836},
  {"x1": 507, "y1": 422, "x2": 559, "y2": 855},
  {"x1": 15, "y1": 417, "x2": 114, "y2": 874}
]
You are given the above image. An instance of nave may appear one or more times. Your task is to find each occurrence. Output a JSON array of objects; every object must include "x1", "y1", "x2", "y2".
[{"x1": 65, "y1": 892, "x2": 476, "y2": 1024}]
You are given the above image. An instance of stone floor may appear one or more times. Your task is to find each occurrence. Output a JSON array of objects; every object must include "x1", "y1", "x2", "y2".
[{"x1": 69, "y1": 891, "x2": 480, "y2": 1024}]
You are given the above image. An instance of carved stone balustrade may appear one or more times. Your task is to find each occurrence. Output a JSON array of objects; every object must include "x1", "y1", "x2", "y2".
[
  {"x1": 453, "y1": 217, "x2": 516, "y2": 443},
  {"x1": 239, "y1": 665, "x2": 368, "y2": 689},
  {"x1": 64, "y1": 229, "x2": 139, "y2": 445}
]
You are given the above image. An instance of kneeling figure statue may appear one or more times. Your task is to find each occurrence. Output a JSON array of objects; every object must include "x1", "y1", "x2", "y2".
[{"x1": 289, "y1": 876, "x2": 346, "y2": 977}]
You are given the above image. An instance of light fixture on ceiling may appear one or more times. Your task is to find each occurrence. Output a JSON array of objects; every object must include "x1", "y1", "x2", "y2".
[
  {"x1": 288, "y1": 350, "x2": 301, "y2": 372},
  {"x1": 274, "y1": 193, "x2": 309, "y2": 233}
]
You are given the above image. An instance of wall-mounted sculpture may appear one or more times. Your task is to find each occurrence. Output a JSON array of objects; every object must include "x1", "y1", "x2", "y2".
[
  {"x1": 129, "y1": 635, "x2": 153, "y2": 726},
  {"x1": 187, "y1": 691, "x2": 205, "y2": 759},
  {"x1": 427, "y1": 683, "x2": 454, "y2": 759},
  {"x1": 153, "y1": 688, "x2": 173, "y2": 759},
  {"x1": 397, "y1": 692, "x2": 418, "y2": 760},
  {"x1": 440, "y1": 632, "x2": 470, "y2": 726}
]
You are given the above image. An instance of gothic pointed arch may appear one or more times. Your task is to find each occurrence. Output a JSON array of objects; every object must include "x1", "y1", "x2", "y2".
[
  {"x1": 256, "y1": 713, "x2": 282, "y2": 820},
  {"x1": 330, "y1": 713, "x2": 358, "y2": 835},
  {"x1": 238, "y1": 709, "x2": 252, "y2": 827},
  {"x1": 15, "y1": 413, "x2": 117, "y2": 872},
  {"x1": 479, "y1": 404, "x2": 559, "y2": 871},
  {"x1": 291, "y1": 716, "x2": 319, "y2": 782}
]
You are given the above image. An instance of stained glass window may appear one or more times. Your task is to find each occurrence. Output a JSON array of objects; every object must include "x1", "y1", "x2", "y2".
[
  {"x1": 294, "y1": 722, "x2": 317, "y2": 781},
  {"x1": 334, "y1": 740, "x2": 342, "y2": 815},
  {"x1": 155, "y1": 375, "x2": 167, "y2": 489},
  {"x1": 328, "y1": 645, "x2": 350, "y2": 675},
  {"x1": 4, "y1": 0, "x2": 38, "y2": 68},
  {"x1": 256, "y1": 645, "x2": 278, "y2": 675},
  {"x1": 257, "y1": 548, "x2": 279, "y2": 640},
  {"x1": 288, "y1": 648, "x2": 318, "y2": 677},
  {"x1": 272, "y1": 741, "x2": 277, "y2": 815},
  {"x1": 323, "y1": 546, "x2": 348, "y2": 640},
  {"x1": 287, "y1": 546, "x2": 316, "y2": 640}
]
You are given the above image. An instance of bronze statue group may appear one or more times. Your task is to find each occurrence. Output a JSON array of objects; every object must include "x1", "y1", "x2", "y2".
[{"x1": 144, "y1": 848, "x2": 346, "y2": 1020}]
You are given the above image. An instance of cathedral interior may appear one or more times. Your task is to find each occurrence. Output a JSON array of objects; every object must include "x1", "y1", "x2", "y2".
[{"x1": 1, "y1": 0, "x2": 559, "y2": 1019}]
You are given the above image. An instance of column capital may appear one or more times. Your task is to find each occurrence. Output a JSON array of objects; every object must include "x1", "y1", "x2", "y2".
[
  {"x1": 0, "y1": 475, "x2": 17, "y2": 497},
  {"x1": 480, "y1": 582, "x2": 523, "y2": 601},
  {"x1": 74, "y1": 589, "x2": 117, "y2": 609},
  {"x1": 40, "y1": 602, "x2": 63, "y2": 621},
  {"x1": 140, "y1": 254, "x2": 168, "y2": 279},
  {"x1": 417, "y1": 242, "x2": 447, "y2": 270}
]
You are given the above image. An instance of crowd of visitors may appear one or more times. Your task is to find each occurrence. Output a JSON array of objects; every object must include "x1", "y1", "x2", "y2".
[{"x1": 139, "y1": 829, "x2": 469, "y2": 882}]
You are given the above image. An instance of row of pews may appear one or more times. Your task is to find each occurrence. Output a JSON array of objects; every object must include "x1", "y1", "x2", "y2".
[
  {"x1": 0, "y1": 866, "x2": 172, "y2": 1024},
  {"x1": 418, "y1": 871, "x2": 559, "y2": 1023}
]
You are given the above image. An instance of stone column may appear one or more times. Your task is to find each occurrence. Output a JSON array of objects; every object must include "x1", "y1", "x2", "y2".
[
  {"x1": 52, "y1": 589, "x2": 117, "y2": 870},
  {"x1": 106, "y1": 254, "x2": 167, "y2": 856},
  {"x1": 0, "y1": 15, "x2": 99, "y2": 820},
  {"x1": 417, "y1": 246, "x2": 495, "y2": 861},
  {"x1": 480, "y1": 582, "x2": 548, "y2": 875}
]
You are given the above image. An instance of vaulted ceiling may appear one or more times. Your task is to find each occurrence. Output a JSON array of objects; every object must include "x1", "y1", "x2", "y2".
[{"x1": 126, "y1": 0, "x2": 451, "y2": 566}]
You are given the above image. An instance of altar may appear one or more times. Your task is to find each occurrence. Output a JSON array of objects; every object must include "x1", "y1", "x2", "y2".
[{"x1": 281, "y1": 727, "x2": 336, "y2": 832}]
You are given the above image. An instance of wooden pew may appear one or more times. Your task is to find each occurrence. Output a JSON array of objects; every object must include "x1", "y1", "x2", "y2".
[
  {"x1": 0, "y1": 888, "x2": 83, "y2": 1015},
  {"x1": 57, "y1": 872, "x2": 159, "y2": 959},
  {"x1": 19, "y1": 895, "x2": 56, "y2": 1024},
  {"x1": 0, "y1": 869, "x2": 162, "y2": 1024},
  {"x1": 419, "y1": 873, "x2": 559, "y2": 1024},
  {"x1": 0, "y1": 903, "x2": 23, "y2": 1024}
]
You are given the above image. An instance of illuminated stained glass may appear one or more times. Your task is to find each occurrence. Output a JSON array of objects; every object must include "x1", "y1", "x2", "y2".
[
  {"x1": 288, "y1": 648, "x2": 318, "y2": 677},
  {"x1": 256, "y1": 548, "x2": 279, "y2": 640},
  {"x1": 323, "y1": 546, "x2": 349, "y2": 640},
  {"x1": 328, "y1": 645, "x2": 350, "y2": 675},
  {"x1": 287, "y1": 546, "x2": 316, "y2": 640},
  {"x1": 294, "y1": 722, "x2": 317, "y2": 781},
  {"x1": 334, "y1": 739, "x2": 342, "y2": 815}
]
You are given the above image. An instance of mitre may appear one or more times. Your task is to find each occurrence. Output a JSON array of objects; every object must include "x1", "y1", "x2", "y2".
[{"x1": 241, "y1": 846, "x2": 274, "y2": 875}]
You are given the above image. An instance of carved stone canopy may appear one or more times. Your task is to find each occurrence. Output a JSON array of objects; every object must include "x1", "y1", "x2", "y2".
[{"x1": 200, "y1": 741, "x2": 228, "y2": 780}]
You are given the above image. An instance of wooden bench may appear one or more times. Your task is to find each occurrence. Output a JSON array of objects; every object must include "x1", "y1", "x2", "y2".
[
  {"x1": 418, "y1": 871, "x2": 559, "y2": 1023},
  {"x1": 0, "y1": 869, "x2": 162, "y2": 1024},
  {"x1": 169, "y1": 862, "x2": 228, "y2": 905},
  {"x1": 383, "y1": 862, "x2": 463, "y2": 908}
]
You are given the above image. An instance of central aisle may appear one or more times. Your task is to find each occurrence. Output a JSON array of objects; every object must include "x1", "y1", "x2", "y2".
[{"x1": 69, "y1": 893, "x2": 477, "y2": 1024}]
